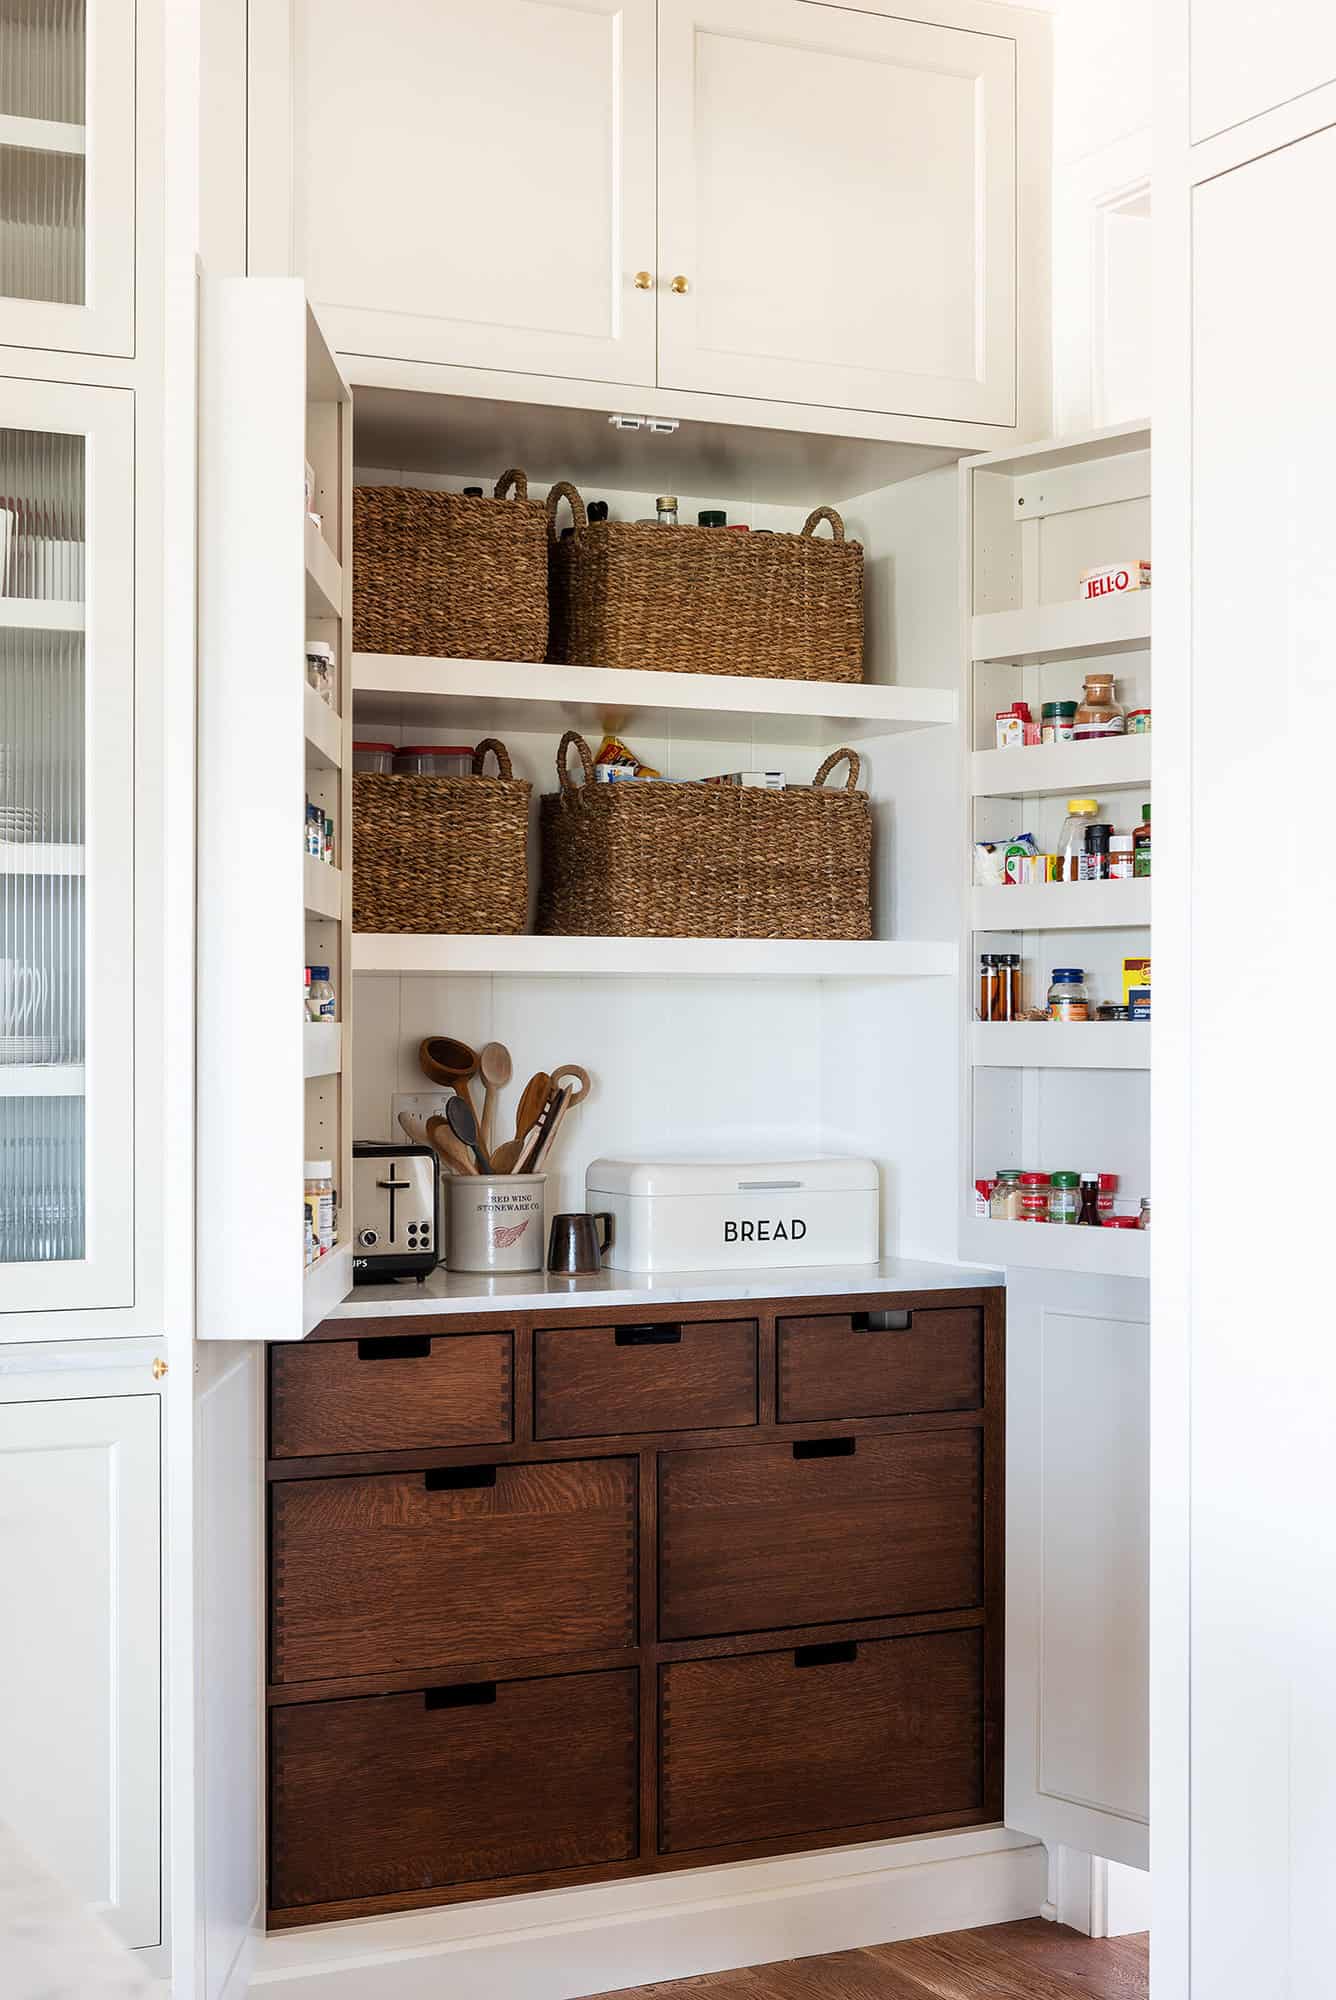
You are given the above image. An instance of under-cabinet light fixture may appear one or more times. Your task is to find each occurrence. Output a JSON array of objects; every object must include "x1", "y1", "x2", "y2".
[{"x1": 608, "y1": 414, "x2": 682, "y2": 435}]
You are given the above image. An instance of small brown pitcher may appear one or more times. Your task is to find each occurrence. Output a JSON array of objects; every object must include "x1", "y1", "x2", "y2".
[{"x1": 547, "y1": 1211, "x2": 613, "y2": 1275}]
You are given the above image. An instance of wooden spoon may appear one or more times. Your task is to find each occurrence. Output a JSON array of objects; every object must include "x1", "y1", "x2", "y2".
[
  {"x1": 547, "y1": 1063, "x2": 591, "y2": 1104},
  {"x1": 491, "y1": 1070, "x2": 550, "y2": 1174},
  {"x1": 426, "y1": 1113, "x2": 476, "y2": 1176},
  {"x1": 477, "y1": 1040, "x2": 512, "y2": 1156},
  {"x1": 397, "y1": 1110, "x2": 429, "y2": 1146},
  {"x1": 419, "y1": 1036, "x2": 480, "y2": 1120},
  {"x1": 446, "y1": 1093, "x2": 492, "y2": 1174}
]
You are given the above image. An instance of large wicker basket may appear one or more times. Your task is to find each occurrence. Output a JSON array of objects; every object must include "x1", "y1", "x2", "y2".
[
  {"x1": 546, "y1": 484, "x2": 864, "y2": 683},
  {"x1": 354, "y1": 471, "x2": 548, "y2": 660},
  {"x1": 353, "y1": 738, "x2": 531, "y2": 934},
  {"x1": 537, "y1": 733, "x2": 872, "y2": 940}
]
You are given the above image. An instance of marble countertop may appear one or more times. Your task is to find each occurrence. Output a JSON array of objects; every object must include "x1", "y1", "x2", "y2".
[{"x1": 329, "y1": 1254, "x2": 1004, "y2": 1320}]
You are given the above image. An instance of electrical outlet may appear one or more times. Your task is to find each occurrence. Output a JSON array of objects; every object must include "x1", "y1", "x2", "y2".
[{"x1": 391, "y1": 1090, "x2": 452, "y2": 1141}]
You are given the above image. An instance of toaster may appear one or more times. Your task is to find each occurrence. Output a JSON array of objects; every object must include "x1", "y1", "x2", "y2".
[{"x1": 352, "y1": 1141, "x2": 439, "y2": 1283}]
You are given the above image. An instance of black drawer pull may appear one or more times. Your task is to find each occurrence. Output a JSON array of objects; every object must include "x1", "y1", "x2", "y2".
[
  {"x1": 849, "y1": 1310, "x2": 911, "y2": 1333},
  {"x1": 616, "y1": 1323, "x2": 682, "y2": 1346},
  {"x1": 424, "y1": 1681, "x2": 496, "y2": 1710},
  {"x1": 793, "y1": 1436, "x2": 856, "y2": 1459},
  {"x1": 424, "y1": 1464, "x2": 496, "y2": 1490},
  {"x1": 794, "y1": 1641, "x2": 859, "y2": 1668},
  {"x1": 357, "y1": 1334, "x2": 432, "y2": 1361}
]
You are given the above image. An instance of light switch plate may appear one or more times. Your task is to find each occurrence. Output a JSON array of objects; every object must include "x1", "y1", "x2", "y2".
[{"x1": 391, "y1": 1090, "x2": 453, "y2": 1141}]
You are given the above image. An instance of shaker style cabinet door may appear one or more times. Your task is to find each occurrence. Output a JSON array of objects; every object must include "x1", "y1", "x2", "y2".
[
  {"x1": 656, "y1": 0, "x2": 1016, "y2": 424},
  {"x1": 0, "y1": 1392, "x2": 161, "y2": 1948},
  {"x1": 249, "y1": 0, "x2": 657, "y2": 385},
  {"x1": 0, "y1": 0, "x2": 135, "y2": 356},
  {"x1": 0, "y1": 379, "x2": 134, "y2": 1313}
]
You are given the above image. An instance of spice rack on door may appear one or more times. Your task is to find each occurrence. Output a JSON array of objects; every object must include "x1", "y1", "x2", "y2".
[{"x1": 961, "y1": 422, "x2": 1152, "y2": 1273}]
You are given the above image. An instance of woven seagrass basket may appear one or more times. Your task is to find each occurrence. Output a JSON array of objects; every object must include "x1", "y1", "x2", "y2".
[
  {"x1": 537, "y1": 732, "x2": 872, "y2": 941},
  {"x1": 546, "y1": 483, "x2": 864, "y2": 683},
  {"x1": 353, "y1": 470, "x2": 548, "y2": 660},
  {"x1": 353, "y1": 738, "x2": 531, "y2": 935}
]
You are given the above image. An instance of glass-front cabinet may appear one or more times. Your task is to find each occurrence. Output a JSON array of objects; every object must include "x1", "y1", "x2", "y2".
[
  {"x1": 0, "y1": 0, "x2": 135, "y2": 355},
  {"x1": 0, "y1": 376, "x2": 131, "y2": 1309}
]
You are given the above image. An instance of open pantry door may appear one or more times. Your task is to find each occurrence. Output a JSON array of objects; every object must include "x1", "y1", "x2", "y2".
[{"x1": 1003, "y1": 1262, "x2": 1149, "y2": 1869}]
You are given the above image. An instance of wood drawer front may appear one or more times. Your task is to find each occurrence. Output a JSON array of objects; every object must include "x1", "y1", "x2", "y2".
[
  {"x1": 270, "y1": 1668, "x2": 638, "y2": 1909},
  {"x1": 658, "y1": 1432, "x2": 982, "y2": 1641},
  {"x1": 777, "y1": 1308, "x2": 983, "y2": 1423},
  {"x1": 534, "y1": 1319, "x2": 757, "y2": 1440},
  {"x1": 270, "y1": 1332, "x2": 513, "y2": 1458},
  {"x1": 659, "y1": 1629, "x2": 983, "y2": 1854},
  {"x1": 271, "y1": 1458, "x2": 637, "y2": 1684}
]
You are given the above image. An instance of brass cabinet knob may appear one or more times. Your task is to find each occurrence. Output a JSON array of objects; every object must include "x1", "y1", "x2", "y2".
[
  {"x1": 670, "y1": 274, "x2": 690, "y2": 295},
  {"x1": 633, "y1": 270, "x2": 653, "y2": 290},
  {"x1": 152, "y1": 1358, "x2": 168, "y2": 1381}
]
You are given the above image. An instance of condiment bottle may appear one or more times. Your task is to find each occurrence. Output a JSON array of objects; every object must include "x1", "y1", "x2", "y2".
[
  {"x1": 698, "y1": 509, "x2": 727, "y2": 527},
  {"x1": 1134, "y1": 802, "x2": 1151, "y2": 878},
  {"x1": 1048, "y1": 968, "x2": 1089, "y2": 1021},
  {"x1": 656, "y1": 495, "x2": 679, "y2": 526},
  {"x1": 1081, "y1": 823, "x2": 1112, "y2": 881},
  {"x1": 1019, "y1": 1172, "x2": 1050, "y2": 1222},
  {"x1": 1074, "y1": 672, "x2": 1126, "y2": 741},
  {"x1": 1048, "y1": 1171, "x2": 1080, "y2": 1225},
  {"x1": 1078, "y1": 1174, "x2": 1101, "y2": 1226},
  {"x1": 304, "y1": 1160, "x2": 335, "y2": 1258},
  {"x1": 999, "y1": 952, "x2": 1021, "y2": 1021},
  {"x1": 306, "y1": 967, "x2": 335, "y2": 1021},
  {"x1": 979, "y1": 953, "x2": 999, "y2": 1022},
  {"x1": 1057, "y1": 799, "x2": 1099, "y2": 882},
  {"x1": 990, "y1": 1169, "x2": 1022, "y2": 1220}
]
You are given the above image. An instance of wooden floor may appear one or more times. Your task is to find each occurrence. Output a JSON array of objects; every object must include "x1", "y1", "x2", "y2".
[{"x1": 593, "y1": 1920, "x2": 1149, "y2": 2000}]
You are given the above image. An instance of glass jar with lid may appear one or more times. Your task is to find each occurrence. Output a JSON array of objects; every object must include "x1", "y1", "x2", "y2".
[
  {"x1": 305, "y1": 640, "x2": 336, "y2": 707},
  {"x1": 1056, "y1": 798, "x2": 1099, "y2": 882},
  {"x1": 1018, "y1": 1172, "x2": 1050, "y2": 1222},
  {"x1": 1074, "y1": 673, "x2": 1125, "y2": 741},
  {"x1": 1048, "y1": 967, "x2": 1090, "y2": 1020},
  {"x1": 1048, "y1": 1171, "x2": 1081, "y2": 1224},
  {"x1": 990, "y1": 1169, "x2": 1023, "y2": 1220}
]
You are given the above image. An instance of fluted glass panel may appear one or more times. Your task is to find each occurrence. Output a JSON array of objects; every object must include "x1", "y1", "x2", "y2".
[
  {"x1": 0, "y1": 0, "x2": 86, "y2": 306},
  {"x1": 0, "y1": 424, "x2": 83, "y2": 1265}
]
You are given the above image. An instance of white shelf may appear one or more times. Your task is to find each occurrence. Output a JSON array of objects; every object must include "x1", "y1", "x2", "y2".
[
  {"x1": 303, "y1": 1241, "x2": 353, "y2": 1336},
  {"x1": 0, "y1": 113, "x2": 86, "y2": 156},
  {"x1": 0, "y1": 843, "x2": 84, "y2": 875},
  {"x1": 971, "y1": 735, "x2": 1151, "y2": 799},
  {"x1": 353, "y1": 653, "x2": 957, "y2": 748},
  {"x1": 960, "y1": 1215, "x2": 1148, "y2": 1278},
  {"x1": 302, "y1": 1020, "x2": 342, "y2": 1080},
  {"x1": 303, "y1": 854, "x2": 343, "y2": 921},
  {"x1": 971, "y1": 594, "x2": 1150, "y2": 666},
  {"x1": 0, "y1": 1064, "x2": 84, "y2": 1097},
  {"x1": 303, "y1": 682, "x2": 342, "y2": 769},
  {"x1": 0, "y1": 598, "x2": 85, "y2": 634},
  {"x1": 971, "y1": 1022, "x2": 1149, "y2": 1070},
  {"x1": 973, "y1": 881, "x2": 1150, "y2": 932},
  {"x1": 304, "y1": 517, "x2": 342, "y2": 619},
  {"x1": 352, "y1": 933, "x2": 957, "y2": 980}
]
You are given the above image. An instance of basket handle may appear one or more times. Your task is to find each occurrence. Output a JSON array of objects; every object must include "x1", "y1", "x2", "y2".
[
  {"x1": 493, "y1": 469, "x2": 528, "y2": 501},
  {"x1": 472, "y1": 737, "x2": 514, "y2": 780},
  {"x1": 801, "y1": 505, "x2": 845, "y2": 542},
  {"x1": 812, "y1": 747, "x2": 861, "y2": 791},
  {"x1": 546, "y1": 480, "x2": 588, "y2": 542},
  {"x1": 556, "y1": 730, "x2": 596, "y2": 793}
]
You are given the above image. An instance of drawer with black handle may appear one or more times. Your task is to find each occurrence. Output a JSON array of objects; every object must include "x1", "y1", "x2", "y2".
[
  {"x1": 777, "y1": 1306, "x2": 983, "y2": 1423},
  {"x1": 533, "y1": 1318, "x2": 758, "y2": 1439}
]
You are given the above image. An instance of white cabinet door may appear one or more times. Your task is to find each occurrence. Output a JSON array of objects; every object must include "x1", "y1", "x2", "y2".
[
  {"x1": 251, "y1": 0, "x2": 657, "y2": 386},
  {"x1": 1190, "y1": 1, "x2": 1336, "y2": 144},
  {"x1": 0, "y1": 0, "x2": 135, "y2": 356},
  {"x1": 1004, "y1": 1266, "x2": 1149, "y2": 1869},
  {"x1": 0, "y1": 1392, "x2": 160, "y2": 1947},
  {"x1": 0, "y1": 379, "x2": 134, "y2": 1314},
  {"x1": 657, "y1": 0, "x2": 1016, "y2": 423}
]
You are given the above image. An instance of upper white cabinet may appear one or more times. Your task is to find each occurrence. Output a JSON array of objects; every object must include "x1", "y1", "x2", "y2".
[
  {"x1": 0, "y1": 0, "x2": 135, "y2": 356},
  {"x1": 250, "y1": 0, "x2": 658, "y2": 386},
  {"x1": 657, "y1": 0, "x2": 1016, "y2": 424},
  {"x1": 1190, "y1": 2, "x2": 1336, "y2": 144},
  {"x1": 250, "y1": 0, "x2": 1033, "y2": 430}
]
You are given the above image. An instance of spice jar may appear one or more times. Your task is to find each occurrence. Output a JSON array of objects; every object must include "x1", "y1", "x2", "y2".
[
  {"x1": 1041, "y1": 700, "x2": 1078, "y2": 744},
  {"x1": 304, "y1": 1160, "x2": 334, "y2": 1259},
  {"x1": 974, "y1": 1179, "x2": 994, "y2": 1218},
  {"x1": 656, "y1": 495, "x2": 679, "y2": 527},
  {"x1": 1109, "y1": 832, "x2": 1135, "y2": 880},
  {"x1": 1134, "y1": 803, "x2": 1151, "y2": 878},
  {"x1": 1048, "y1": 968, "x2": 1090, "y2": 1021},
  {"x1": 990, "y1": 1169, "x2": 1023, "y2": 1220},
  {"x1": 1074, "y1": 672, "x2": 1126, "y2": 741},
  {"x1": 979, "y1": 953, "x2": 999, "y2": 1023},
  {"x1": 305, "y1": 640, "x2": 335, "y2": 707},
  {"x1": 1078, "y1": 1174, "x2": 1101, "y2": 1226},
  {"x1": 1019, "y1": 1172, "x2": 1050, "y2": 1222},
  {"x1": 1081, "y1": 824, "x2": 1113, "y2": 880},
  {"x1": 1139, "y1": 1198, "x2": 1151, "y2": 1230},
  {"x1": 1048, "y1": 1171, "x2": 1080, "y2": 1225},
  {"x1": 1098, "y1": 1172, "x2": 1119, "y2": 1220},
  {"x1": 998, "y1": 952, "x2": 1021, "y2": 1020}
]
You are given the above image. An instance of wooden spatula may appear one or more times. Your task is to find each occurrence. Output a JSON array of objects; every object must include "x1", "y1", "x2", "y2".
[{"x1": 491, "y1": 1070, "x2": 550, "y2": 1174}]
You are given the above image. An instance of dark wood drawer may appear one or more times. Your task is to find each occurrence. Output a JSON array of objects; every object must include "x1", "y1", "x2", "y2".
[
  {"x1": 270, "y1": 1668, "x2": 638, "y2": 1908},
  {"x1": 658, "y1": 1431, "x2": 982, "y2": 1640},
  {"x1": 270, "y1": 1332, "x2": 513, "y2": 1458},
  {"x1": 271, "y1": 1458, "x2": 638, "y2": 1683},
  {"x1": 659, "y1": 1629, "x2": 983, "y2": 1853},
  {"x1": 534, "y1": 1319, "x2": 757, "y2": 1439},
  {"x1": 777, "y1": 1307, "x2": 983, "y2": 1423}
]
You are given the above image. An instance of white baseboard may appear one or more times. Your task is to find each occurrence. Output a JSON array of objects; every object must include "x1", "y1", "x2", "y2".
[{"x1": 251, "y1": 1826, "x2": 1046, "y2": 1999}]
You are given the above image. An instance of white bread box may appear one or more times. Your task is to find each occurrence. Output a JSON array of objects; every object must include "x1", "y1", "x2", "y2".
[{"x1": 586, "y1": 1157, "x2": 880, "y2": 1273}]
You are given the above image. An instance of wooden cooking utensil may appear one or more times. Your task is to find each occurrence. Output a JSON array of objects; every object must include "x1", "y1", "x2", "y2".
[
  {"x1": 397, "y1": 1110, "x2": 429, "y2": 1146},
  {"x1": 419, "y1": 1036, "x2": 480, "y2": 1120},
  {"x1": 426, "y1": 1114, "x2": 477, "y2": 1176},
  {"x1": 531, "y1": 1085, "x2": 575, "y2": 1172},
  {"x1": 547, "y1": 1063, "x2": 591, "y2": 1104},
  {"x1": 514, "y1": 1083, "x2": 562, "y2": 1174},
  {"x1": 445, "y1": 1093, "x2": 492, "y2": 1174},
  {"x1": 477, "y1": 1040, "x2": 512, "y2": 1155},
  {"x1": 490, "y1": 1069, "x2": 550, "y2": 1173}
]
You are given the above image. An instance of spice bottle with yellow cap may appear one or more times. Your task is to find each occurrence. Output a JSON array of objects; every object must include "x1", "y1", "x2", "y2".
[{"x1": 1056, "y1": 799, "x2": 1100, "y2": 883}]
